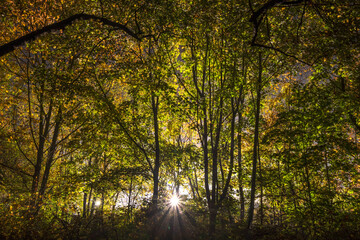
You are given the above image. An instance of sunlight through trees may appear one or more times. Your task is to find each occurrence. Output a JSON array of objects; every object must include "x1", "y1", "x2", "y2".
[{"x1": 0, "y1": 0, "x2": 359, "y2": 239}]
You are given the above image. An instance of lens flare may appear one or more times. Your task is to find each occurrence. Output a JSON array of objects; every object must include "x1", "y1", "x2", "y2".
[{"x1": 170, "y1": 195, "x2": 179, "y2": 207}]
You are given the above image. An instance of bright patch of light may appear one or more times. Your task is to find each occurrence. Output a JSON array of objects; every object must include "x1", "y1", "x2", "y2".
[
  {"x1": 170, "y1": 195, "x2": 179, "y2": 207},
  {"x1": 95, "y1": 200, "x2": 101, "y2": 207},
  {"x1": 178, "y1": 186, "x2": 189, "y2": 196}
]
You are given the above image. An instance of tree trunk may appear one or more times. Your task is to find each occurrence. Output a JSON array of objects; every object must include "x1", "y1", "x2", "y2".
[
  {"x1": 151, "y1": 94, "x2": 160, "y2": 209},
  {"x1": 39, "y1": 107, "x2": 62, "y2": 196},
  {"x1": 209, "y1": 205, "x2": 217, "y2": 238},
  {"x1": 83, "y1": 192, "x2": 87, "y2": 218},
  {"x1": 90, "y1": 197, "x2": 96, "y2": 217},
  {"x1": 31, "y1": 94, "x2": 53, "y2": 196},
  {"x1": 87, "y1": 187, "x2": 93, "y2": 217},
  {"x1": 247, "y1": 52, "x2": 262, "y2": 229},
  {"x1": 237, "y1": 86, "x2": 245, "y2": 223},
  {"x1": 258, "y1": 141, "x2": 263, "y2": 225},
  {"x1": 203, "y1": 108, "x2": 211, "y2": 203},
  {"x1": 219, "y1": 98, "x2": 236, "y2": 203},
  {"x1": 128, "y1": 176, "x2": 133, "y2": 222},
  {"x1": 238, "y1": 131, "x2": 245, "y2": 222}
]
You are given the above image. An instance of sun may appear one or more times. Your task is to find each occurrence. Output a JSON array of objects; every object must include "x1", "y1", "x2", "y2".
[
  {"x1": 95, "y1": 200, "x2": 101, "y2": 207},
  {"x1": 170, "y1": 195, "x2": 180, "y2": 207}
]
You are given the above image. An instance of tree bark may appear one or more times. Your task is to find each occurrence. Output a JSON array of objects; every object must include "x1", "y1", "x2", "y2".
[
  {"x1": 128, "y1": 176, "x2": 133, "y2": 222},
  {"x1": 151, "y1": 94, "x2": 160, "y2": 208},
  {"x1": 31, "y1": 91, "x2": 53, "y2": 195},
  {"x1": 238, "y1": 132, "x2": 245, "y2": 222},
  {"x1": 247, "y1": 51, "x2": 262, "y2": 229},
  {"x1": 83, "y1": 192, "x2": 87, "y2": 218},
  {"x1": 0, "y1": 13, "x2": 140, "y2": 57},
  {"x1": 219, "y1": 98, "x2": 235, "y2": 202},
  {"x1": 39, "y1": 107, "x2": 62, "y2": 196}
]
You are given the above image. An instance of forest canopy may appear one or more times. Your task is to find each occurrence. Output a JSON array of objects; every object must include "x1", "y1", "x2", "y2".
[{"x1": 0, "y1": 0, "x2": 359, "y2": 239}]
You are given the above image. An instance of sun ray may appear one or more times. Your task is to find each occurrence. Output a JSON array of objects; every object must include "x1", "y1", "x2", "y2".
[{"x1": 170, "y1": 195, "x2": 180, "y2": 207}]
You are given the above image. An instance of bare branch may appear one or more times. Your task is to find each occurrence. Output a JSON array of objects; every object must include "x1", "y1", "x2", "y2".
[{"x1": 251, "y1": 42, "x2": 312, "y2": 66}]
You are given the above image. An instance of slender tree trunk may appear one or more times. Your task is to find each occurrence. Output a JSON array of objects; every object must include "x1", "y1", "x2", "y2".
[
  {"x1": 83, "y1": 192, "x2": 87, "y2": 218},
  {"x1": 39, "y1": 107, "x2": 62, "y2": 196},
  {"x1": 202, "y1": 110, "x2": 212, "y2": 235},
  {"x1": 247, "y1": 52, "x2": 262, "y2": 229},
  {"x1": 188, "y1": 176, "x2": 196, "y2": 199},
  {"x1": 238, "y1": 52, "x2": 246, "y2": 224},
  {"x1": 258, "y1": 141, "x2": 263, "y2": 225},
  {"x1": 220, "y1": 98, "x2": 236, "y2": 202},
  {"x1": 29, "y1": 87, "x2": 53, "y2": 217},
  {"x1": 238, "y1": 131, "x2": 245, "y2": 222},
  {"x1": 85, "y1": 158, "x2": 93, "y2": 217},
  {"x1": 128, "y1": 176, "x2": 133, "y2": 222},
  {"x1": 31, "y1": 95, "x2": 53, "y2": 196},
  {"x1": 209, "y1": 98, "x2": 223, "y2": 237},
  {"x1": 237, "y1": 95, "x2": 245, "y2": 223},
  {"x1": 90, "y1": 197, "x2": 96, "y2": 217},
  {"x1": 203, "y1": 109, "x2": 211, "y2": 203},
  {"x1": 151, "y1": 94, "x2": 160, "y2": 209}
]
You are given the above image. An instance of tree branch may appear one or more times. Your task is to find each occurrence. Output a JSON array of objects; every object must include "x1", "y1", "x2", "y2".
[
  {"x1": 0, "y1": 162, "x2": 33, "y2": 177},
  {"x1": 249, "y1": 0, "x2": 311, "y2": 65},
  {"x1": 249, "y1": 0, "x2": 284, "y2": 24},
  {"x1": 0, "y1": 13, "x2": 140, "y2": 57},
  {"x1": 251, "y1": 42, "x2": 312, "y2": 65},
  {"x1": 93, "y1": 74, "x2": 154, "y2": 173},
  {"x1": 349, "y1": 112, "x2": 360, "y2": 133},
  {"x1": 250, "y1": 0, "x2": 305, "y2": 24}
]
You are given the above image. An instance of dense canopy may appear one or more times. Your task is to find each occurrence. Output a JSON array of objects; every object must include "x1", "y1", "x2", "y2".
[{"x1": 0, "y1": 0, "x2": 359, "y2": 239}]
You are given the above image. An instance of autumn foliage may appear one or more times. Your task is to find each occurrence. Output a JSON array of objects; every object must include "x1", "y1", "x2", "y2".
[{"x1": 0, "y1": 0, "x2": 359, "y2": 239}]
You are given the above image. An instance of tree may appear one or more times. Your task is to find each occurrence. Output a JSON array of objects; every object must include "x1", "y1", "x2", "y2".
[{"x1": 0, "y1": 0, "x2": 359, "y2": 239}]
